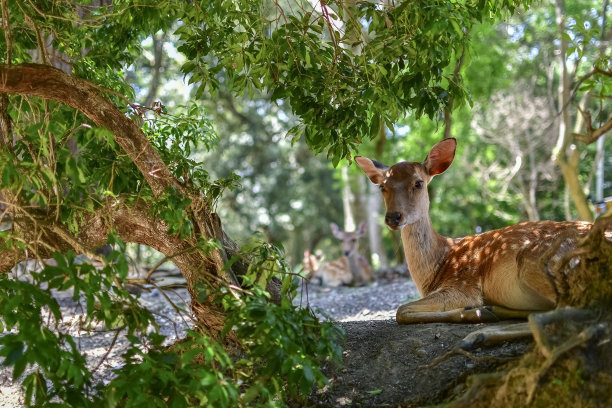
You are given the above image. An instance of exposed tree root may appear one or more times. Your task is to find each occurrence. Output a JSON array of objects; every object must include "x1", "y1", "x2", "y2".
[
  {"x1": 499, "y1": 322, "x2": 608, "y2": 405},
  {"x1": 422, "y1": 348, "x2": 517, "y2": 370}
]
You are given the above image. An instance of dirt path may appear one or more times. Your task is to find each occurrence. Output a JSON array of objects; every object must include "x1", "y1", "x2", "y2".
[{"x1": 300, "y1": 279, "x2": 531, "y2": 407}]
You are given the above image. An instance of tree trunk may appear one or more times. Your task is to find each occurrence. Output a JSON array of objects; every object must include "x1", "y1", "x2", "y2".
[
  {"x1": 341, "y1": 166, "x2": 356, "y2": 232},
  {"x1": 144, "y1": 33, "x2": 166, "y2": 108},
  {"x1": 552, "y1": 0, "x2": 594, "y2": 222},
  {"x1": 364, "y1": 177, "x2": 388, "y2": 268}
]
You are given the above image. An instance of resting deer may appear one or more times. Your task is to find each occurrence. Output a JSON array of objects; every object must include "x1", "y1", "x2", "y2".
[
  {"x1": 304, "y1": 222, "x2": 373, "y2": 287},
  {"x1": 355, "y1": 138, "x2": 592, "y2": 324}
]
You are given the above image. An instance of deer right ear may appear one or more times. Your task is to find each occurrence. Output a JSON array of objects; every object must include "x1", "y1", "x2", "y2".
[
  {"x1": 424, "y1": 138, "x2": 457, "y2": 176},
  {"x1": 356, "y1": 221, "x2": 367, "y2": 235},
  {"x1": 355, "y1": 156, "x2": 387, "y2": 185}
]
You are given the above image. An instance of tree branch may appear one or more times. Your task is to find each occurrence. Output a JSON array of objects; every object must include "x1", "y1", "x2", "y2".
[
  {"x1": 0, "y1": 63, "x2": 178, "y2": 197},
  {"x1": 0, "y1": 197, "x2": 191, "y2": 273},
  {"x1": 572, "y1": 112, "x2": 612, "y2": 145}
]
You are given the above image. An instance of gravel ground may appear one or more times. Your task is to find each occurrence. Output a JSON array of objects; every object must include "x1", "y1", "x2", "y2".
[
  {"x1": 0, "y1": 270, "x2": 418, "y2": 407},
  {"x1": 295, "y1": 278, "x2": 419, "y2": 322},
  {"x1": 0, "y1": 279, "x2": 194, "y2": 408}
]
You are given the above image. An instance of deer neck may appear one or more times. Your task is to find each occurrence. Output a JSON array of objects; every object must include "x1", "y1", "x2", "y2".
[
  {"x1": 400, "y1": 216, "x2": 451, "y2": 296},
  {"x1": 346, "y1": 251, "x2": 360, "y2": 272},
  {"x1": 345, "y1": 250, "x2": 362, "y2": 279}
]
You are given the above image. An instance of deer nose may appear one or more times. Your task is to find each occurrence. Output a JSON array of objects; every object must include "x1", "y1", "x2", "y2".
[
  {"x1": 343, "y1": 250, "x2": 350, "y2": 256},
  {"x1": 385, "y1": 212, "x2": 402, "y2": 226}
]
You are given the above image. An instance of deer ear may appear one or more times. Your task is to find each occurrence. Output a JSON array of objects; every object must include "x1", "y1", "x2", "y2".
[
  {"x1": 357, "y1": 221, "x2": 367, "y2": 235},
  {"x1": 355, "y1": 156, "x2": 387, "y2": 185},
  {"x1": 330, "y1": 223, "x2": 343, "y2": 238},
  {"x1": 424, "y1": 138, "x2": 456, "y2": 176}
]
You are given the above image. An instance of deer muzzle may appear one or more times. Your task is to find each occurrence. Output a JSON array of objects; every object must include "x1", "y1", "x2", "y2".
[{"x1": 385, "y1": 212, "x2": 403, "y2": 229}]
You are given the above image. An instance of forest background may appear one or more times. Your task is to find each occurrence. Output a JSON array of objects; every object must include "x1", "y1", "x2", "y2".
[
  {"x1": 0, "y1": 0, "x2": 610, "y2": 406},
  {"x1": 131, "y1": 0, "x2": 611, "y2": 271}
]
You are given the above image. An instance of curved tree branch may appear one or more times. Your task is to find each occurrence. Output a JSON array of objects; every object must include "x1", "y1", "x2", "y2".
[
  {"x1": 0, "y1": 63, "x2": 283, "y2": 331},
  {"x1": 0, "y1": 63, "x2": 178, "y2": 196}
]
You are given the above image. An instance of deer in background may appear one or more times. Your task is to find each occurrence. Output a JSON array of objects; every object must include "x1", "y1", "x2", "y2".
[
  {"x1": 303, "y1": 222, "x2": 373, "y2": 287},
  {"x1": 355, "y1": 137, "x2": 593, "y2": 324}
]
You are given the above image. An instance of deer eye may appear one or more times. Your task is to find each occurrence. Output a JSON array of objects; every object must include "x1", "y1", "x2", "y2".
[{"x1": 414, "y1": 180, "x2": 424, "y2": 189}]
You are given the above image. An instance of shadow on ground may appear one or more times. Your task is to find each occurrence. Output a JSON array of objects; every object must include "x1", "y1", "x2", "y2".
[{"x1": 308, "y1": 319, "x2": 531, "y2": 407}]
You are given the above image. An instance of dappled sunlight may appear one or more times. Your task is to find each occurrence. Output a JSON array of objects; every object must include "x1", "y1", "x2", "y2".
[{"x1": 338, "y1": 308, "x2": 396, "y2": 322}]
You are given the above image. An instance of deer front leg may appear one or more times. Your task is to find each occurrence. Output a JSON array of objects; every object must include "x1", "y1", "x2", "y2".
[
  {"x1": 396, "y1": 289, "x2": 499, "y2": 324},
  {"x1": 397, "y1": 289, "x2": 541, "y2": 324}
]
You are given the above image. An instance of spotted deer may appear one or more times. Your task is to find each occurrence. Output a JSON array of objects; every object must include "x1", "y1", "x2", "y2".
[
  {"x1": 355, "y1": 138, "x2": 593, "y2": 324},
  {"x1": 304, "y1": 222, "x2": 373, "y2": 287}
]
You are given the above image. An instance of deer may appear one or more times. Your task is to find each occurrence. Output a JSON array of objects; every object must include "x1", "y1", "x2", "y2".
[
  {"x1": 303, "y1": 222, "x2": 373, "y2": 287},
  {"x1": 355, "y1": 137, "x2": 593, "y2": 324}
]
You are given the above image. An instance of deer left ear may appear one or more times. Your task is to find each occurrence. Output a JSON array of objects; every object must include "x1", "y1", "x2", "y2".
[
  {"x1": 355, "y1": 156, "x2": 387, "y2": 185},
  {"x1": 424, "y1": 138, "x2": 456, "y2": 176}
]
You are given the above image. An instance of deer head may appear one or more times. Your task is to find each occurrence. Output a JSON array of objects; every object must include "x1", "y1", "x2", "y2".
[
  {"x1": 355, "y1": 138, "x2": 456, "y2": 230},
  {"x1": 330, "y1": 222, "x2": 367, "y2": 256}
]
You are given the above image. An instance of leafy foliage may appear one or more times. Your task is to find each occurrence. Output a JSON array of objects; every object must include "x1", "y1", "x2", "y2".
[
  {"x1": 177, "y1": 0, "x2": 533, "y2": 164},
  {"x1": 0, "y1": 241, "x2": 343, "y2": 407}
]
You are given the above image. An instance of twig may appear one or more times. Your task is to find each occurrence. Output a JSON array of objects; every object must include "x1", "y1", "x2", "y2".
[
  {"x1": 144, "y1": 245, "x2": 198, "y2": 281},
  {"x1": 571, "y1": 115, "x2": 612, "y2": 145},
  {"x1": 149, "y1": 309, "x2": 182, "y2": 339},
  {"x1": 320, "y1": 0, "x2": 339, "y2": 70},
  {"x1": 149, "y1": 280, "x2": 197, "y2": 327},
  {"x1": 91, "y1": 328, "x2": 121, "y2": 374},
  {"x1": 22, "y1": 0, "x2": 163, "y2": 28},
  {"x1": 421, "y1": 348, "x2": 516, "y2": 370}
]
